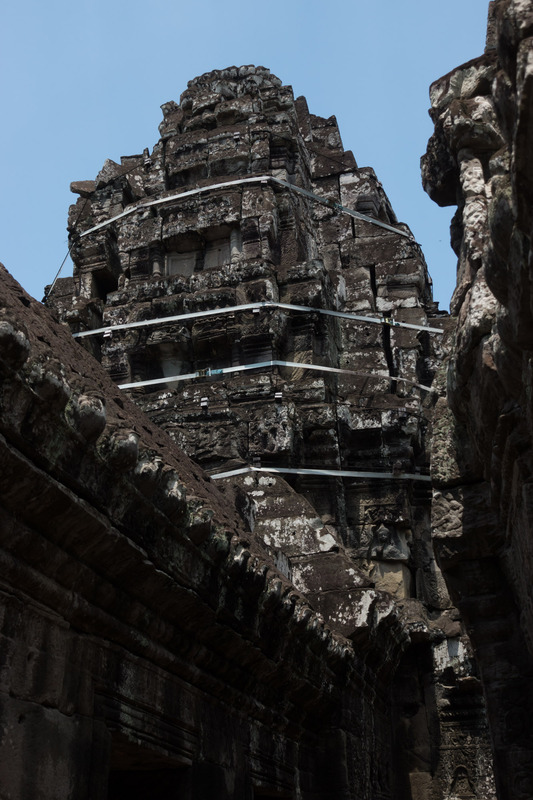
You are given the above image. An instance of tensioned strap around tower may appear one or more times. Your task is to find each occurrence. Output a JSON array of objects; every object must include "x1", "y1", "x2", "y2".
[
  {"x1": 209, "y1": 465, "x2": 431, "y2": 482},
  {"x1": 72, "y1": 300, "x2": 444, "y2": 338},
  {"x1": 77, "y1": 174, "x2": 413, "y2": 240},
  {"x1": 117, "y1": 359, "x2": 436, "y2": 394}
]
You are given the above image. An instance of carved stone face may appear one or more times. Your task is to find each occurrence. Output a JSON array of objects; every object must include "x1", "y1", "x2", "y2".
[{"x1": 376, "y1": 523, "x2": 391, "y2": 544}]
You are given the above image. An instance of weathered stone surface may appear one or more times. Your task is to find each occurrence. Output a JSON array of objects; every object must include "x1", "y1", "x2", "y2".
[
  {"x1": 1, "y1": 263, "x2": 412, "y2": 799},
  {"x1": 1, "y1": 63, "x2": 497, "y2": 799},
  {"x1": 423, "y1": 2, "x2": 533, "y2": 797}
]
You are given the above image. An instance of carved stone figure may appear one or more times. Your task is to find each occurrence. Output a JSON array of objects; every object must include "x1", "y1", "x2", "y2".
[{"x1": 368, "y1": 521, "x2": 410, "y2": 561}]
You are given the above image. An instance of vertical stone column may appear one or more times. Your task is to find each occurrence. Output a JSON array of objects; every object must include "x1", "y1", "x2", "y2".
[{"x1": 152, "y1": 246, "x2": 163, "y2": 278}]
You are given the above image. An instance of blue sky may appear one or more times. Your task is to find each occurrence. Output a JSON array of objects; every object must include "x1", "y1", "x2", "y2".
[{"x1": 1, "y1": 0, "x2": 490, "y2": 309}]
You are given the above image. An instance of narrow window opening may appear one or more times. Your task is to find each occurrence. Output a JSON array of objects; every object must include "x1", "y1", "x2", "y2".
[
  {"x1": 92, "y1": 267, "x2": 119, "y2": 301},
  {"x1": 369, "y1": 264, "x2": 377, "y2": 299},
  {"x1": 194, "y1": 334, "x2": 232, "y2": 373},
  {"x1": 238, "y1": 337, "x2": 274, "y2": 365}
]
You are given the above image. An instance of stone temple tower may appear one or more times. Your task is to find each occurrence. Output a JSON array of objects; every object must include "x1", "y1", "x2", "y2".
[{"x1": 46, "y1": 66, "x2": 496, "y2": 798}]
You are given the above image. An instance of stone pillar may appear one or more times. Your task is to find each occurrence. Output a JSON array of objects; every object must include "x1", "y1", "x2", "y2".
[
  {"x1": 230, "y1": 229, "x2": 241, "y2": 263},
  {"x1": 152, "y1": 246, "x2": 163, "y2": 277}
]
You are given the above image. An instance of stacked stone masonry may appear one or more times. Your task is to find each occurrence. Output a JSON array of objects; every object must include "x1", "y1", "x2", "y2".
[
  {"x1": 0, "y1": 59, "x2": 500, "y2": 799},
  {"x1": 422, "y1": 1, "x2": 533, "y2": 798}
]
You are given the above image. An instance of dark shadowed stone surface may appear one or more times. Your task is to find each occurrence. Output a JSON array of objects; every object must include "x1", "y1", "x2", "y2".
[
  {"x1": 1, "y1": 263, "x2": 410, "y2": 799},
  {"x1": 423, "y1": 2, "x2": 533, "y2": 798}
]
